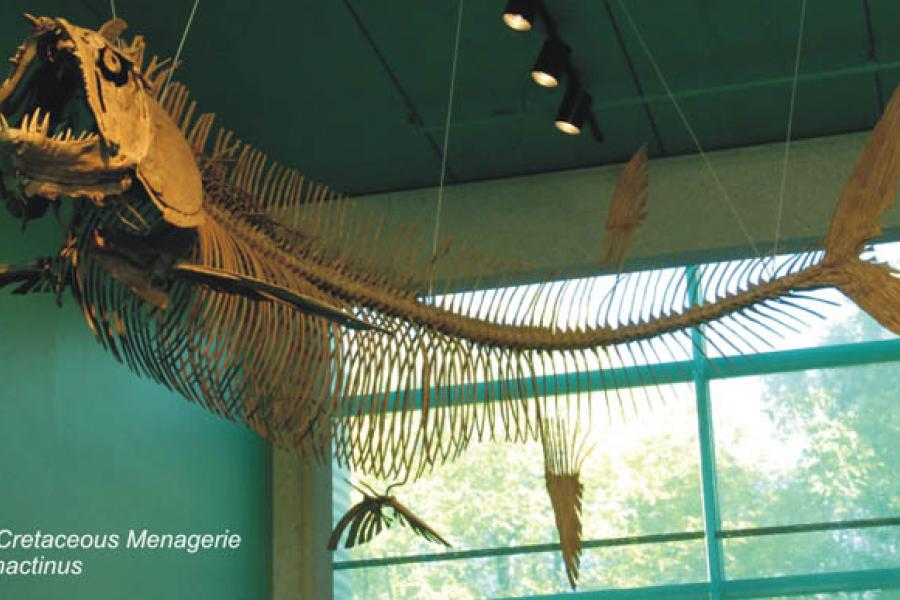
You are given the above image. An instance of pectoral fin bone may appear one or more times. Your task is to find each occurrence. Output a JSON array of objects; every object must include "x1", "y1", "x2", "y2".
[{"x1": 173, "y1": 263, "x2": 384, "y2": 332}]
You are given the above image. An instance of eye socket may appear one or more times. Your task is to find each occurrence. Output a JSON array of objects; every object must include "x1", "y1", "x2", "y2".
[
  {"x1": 98, "y1": 47, "x2": 130, "y2": 85},
  {"x1": 102, "y1": 48, "x2": 122, "y2": 73}
]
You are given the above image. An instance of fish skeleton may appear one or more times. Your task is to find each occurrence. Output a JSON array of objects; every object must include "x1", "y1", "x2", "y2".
[{"x1": 1, "y1": 15, "x2": 899, "y2": 584}]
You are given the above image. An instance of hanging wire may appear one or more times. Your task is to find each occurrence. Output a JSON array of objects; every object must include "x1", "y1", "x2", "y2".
[
  {"x1": 615, "y1": 0, "x2": 760, "y2": 257},
  {"x1": 161, "y1": 0, "x2": 202, "y2": 99},
  {"x1": 772, "y1": 0, "x2": 807, "y2": 259},
  {"x1": 428, "y1": 0, "x2": 465, "y2": 297}
]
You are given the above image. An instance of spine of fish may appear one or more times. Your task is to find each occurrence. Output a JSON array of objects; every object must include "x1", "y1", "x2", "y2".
[
  {"x1": 203, "y1": 89, "x2": 900, "y2": 354},
  {"x1": 203, "y1": 203, "x2": 849, "y2": 354}
]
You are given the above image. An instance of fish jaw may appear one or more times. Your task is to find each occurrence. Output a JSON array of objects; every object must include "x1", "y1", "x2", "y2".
[{"x1": 0, "y1": 15, "x2": 146, "y2": 216}]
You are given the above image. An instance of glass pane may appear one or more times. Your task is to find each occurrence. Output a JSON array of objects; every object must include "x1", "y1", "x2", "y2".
[
  {"x1": 874, "y1": 239, "x2": 900, "y2": 270},
  {"x1": 712, "y1": 361, "x2": 900, "y2": 578},
  {"x1": 333, "y1": 384, "x2": 703, "y2": 570},
  {"x1": 713, "y1": 363, "x2": 900, "y2": 527},
  {"x1": 724, "y1": 528, "x2": 900, "y2": 579},
  {"x1": 335, "y1": 539, "x2": 707, "y2": 599},
  {"x1": 698, "y1": 241, "x2": 900, "y2": 358}
]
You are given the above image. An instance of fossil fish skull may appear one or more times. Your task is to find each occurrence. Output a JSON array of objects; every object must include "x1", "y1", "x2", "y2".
[{"x1": 0, "y1": 15, "x2": 203, "y2": 227}]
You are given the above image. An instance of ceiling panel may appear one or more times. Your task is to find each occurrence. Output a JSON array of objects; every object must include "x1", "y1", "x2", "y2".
[
  {"x1": 866, "y1": 0, "x2": 900, "y2": 108},
  {"x1": 343, "y1": 1, "x2": 535, "y2": 128},
  {"x1": 0, "y1": 1, "x2": 890, "y2": 195},
  {"x1": 159, "y1": 0, "x2": 444, "y2": 194},
  {"x1": 647, "y1": 71, "x2": 880, "y2": 157},
  {"x1": 606, "y1": 0, "x2": 879, "y2": 157},
  {"x1": 610, "y1": 0, "x2": 870, "y2": 92},
  {"x1": 869, "y1": 0, "x2": 900, "y2": 62},
  {"x1": 443, "y1": 102, "x2": 654, "y2": 181},
  {"x1": 345, "y1": 0, "x2": 657, "y2": 181},
  {"x1": 0, "y1": 0, "x2": 97, "y2": 46}
]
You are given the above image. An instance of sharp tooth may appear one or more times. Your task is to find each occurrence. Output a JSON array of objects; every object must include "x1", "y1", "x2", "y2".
[
  {"x1": 39, "y1": 111, "x2": 50, "y2": 134},
  {"x1": 64, "y1": 128, "x2": 72, "y2": 141},
  {"x1": 21, "y1": 113, "x2": 30, "y2": 132},
  {"x1": 27, "y1": 108, "x2": 40, "y2": 133},
  {"x1": 0, "y1": 114, "x2": 8, "y2": 130}
]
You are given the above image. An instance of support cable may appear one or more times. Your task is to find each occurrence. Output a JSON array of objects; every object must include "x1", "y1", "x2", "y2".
[
  {"x1": 615, "y1": 0, "x2": 760, "y2": 257},
  {"x1": 429, "y1": 0, "x2": 465, "y2": 296},
  {"x1": 161, "y1": 0, "x2": 202, "y2": 98},
  {"x1": 773, "y1": 0, "x2": 808, "y2": 258}
]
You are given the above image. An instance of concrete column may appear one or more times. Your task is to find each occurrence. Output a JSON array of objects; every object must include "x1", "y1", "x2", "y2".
[{"x1": 272, "y1": 450, "x2": 333, "y2": 600}]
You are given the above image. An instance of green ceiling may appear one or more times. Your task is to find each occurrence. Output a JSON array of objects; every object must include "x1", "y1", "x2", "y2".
[{"x1": 2, "y1": 0, "x2": 899, "y2": 195}]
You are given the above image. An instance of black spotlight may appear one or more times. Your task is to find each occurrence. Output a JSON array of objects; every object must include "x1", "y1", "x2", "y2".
[
  {"x1": 555, "y1": 85, "x2": 592, "y2": 135},
  {"x1": 502, "y1": 0, "x2": 537, "y2": 32},
  {"x1": 531, "y1": 37, "x2": 570, "y2": 88}
]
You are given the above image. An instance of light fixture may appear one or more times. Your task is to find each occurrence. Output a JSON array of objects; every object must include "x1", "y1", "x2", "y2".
[
  {"x1": 502, "y1": 0, "x2": 537, "y2": 32},
  {"x1": 531, "y1": 37, "x2": 569, "y2": 88},
  {"x1": 554, "y1": 85, "x2": 592, "y2": 135}
]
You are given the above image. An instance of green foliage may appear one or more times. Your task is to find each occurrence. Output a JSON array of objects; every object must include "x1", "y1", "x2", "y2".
[{"x1": 719, "y1": 316, "x2": 899, "y2": 580}]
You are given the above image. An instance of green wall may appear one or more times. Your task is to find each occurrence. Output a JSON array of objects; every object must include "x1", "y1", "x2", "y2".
[{"x1": 0, "y1": 221, "x2": 272, "y2": 598}]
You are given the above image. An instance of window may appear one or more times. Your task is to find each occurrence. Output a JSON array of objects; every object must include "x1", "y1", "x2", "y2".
[{"x1": 332, "y1": 243, "x2": 900, "y2": 599}]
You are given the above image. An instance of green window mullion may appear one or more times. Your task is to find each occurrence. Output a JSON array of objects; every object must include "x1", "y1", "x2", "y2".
[
  {"x1": 688, "y1": 265, "x2": 726, "y2": 598},
  {"x1": 505, "y1": 567, "x2": 900, "y2": 599}
]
